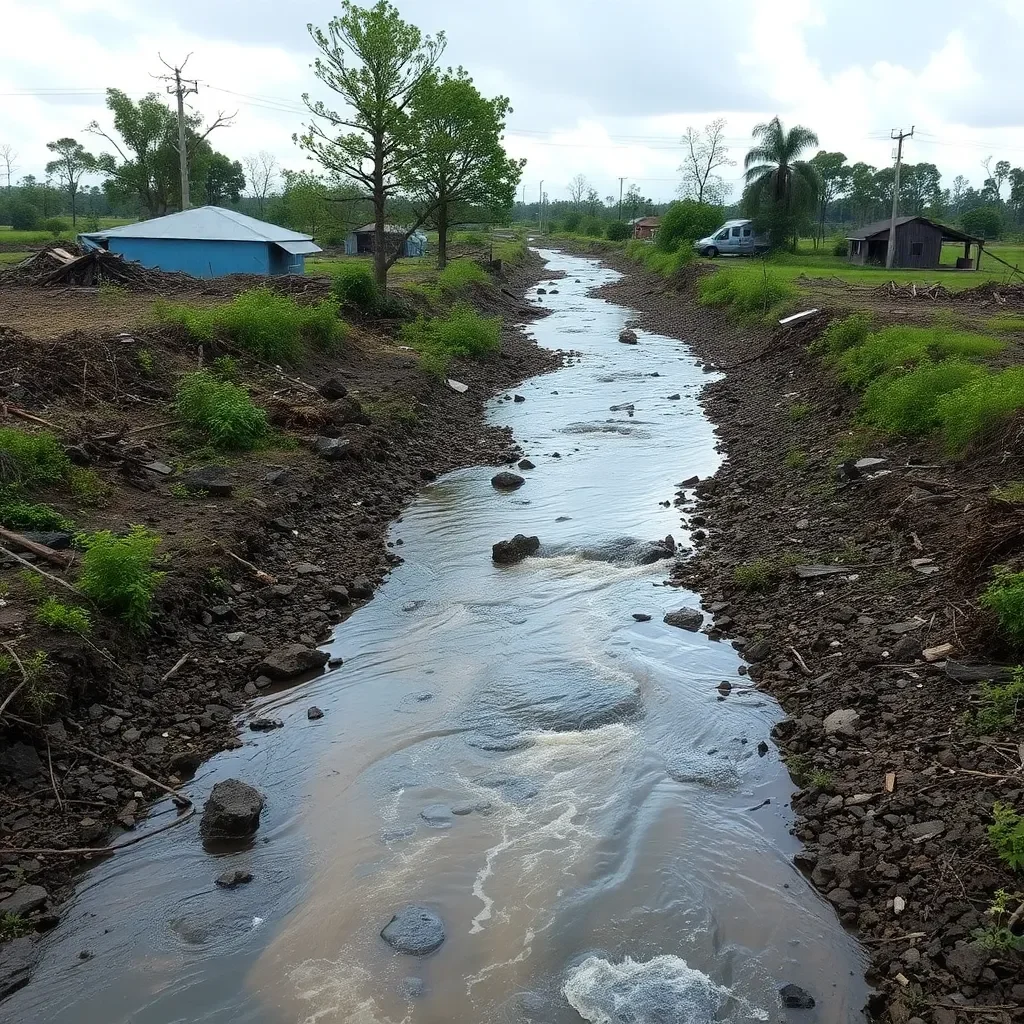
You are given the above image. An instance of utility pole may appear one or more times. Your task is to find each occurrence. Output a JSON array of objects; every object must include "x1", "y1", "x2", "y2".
[
  {"x1": 538, "y1": 179, "x2": 544, "y2": 231},
  {"x1": 155, "y1": 53, "x2": 198, "y2": 211},
  {"x1": 885, "y1": 126, "x2": 914, "y2": 269},
  {"x1": 618, "y1": 177, "x2": 625, "y2": 223}
]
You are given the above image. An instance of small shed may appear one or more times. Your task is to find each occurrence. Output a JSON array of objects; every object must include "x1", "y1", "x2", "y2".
[
  {"x1": 344, "y1": 224, "x2": 427, "y2": 258},
  {"x1": 78, "y1": 207, "x2": 321, "y2": 278},
  {"x1": 631, "y1": 216, "x2": 661, "y2": 241},
  {"x1": 846, "y1": 216, "x2": 981, "y2": 269}
]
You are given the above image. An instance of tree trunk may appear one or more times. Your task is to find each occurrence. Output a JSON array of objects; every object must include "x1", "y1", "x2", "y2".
[
  {"x1": 436, "y1": 201, "x2": 448, "y2": 270},
  {"x1": 373, "y1": 137, "x2": 387, "y2": 291},
  {"x1": 71, "y1": 187, "x2": 77, "y2": 227}
]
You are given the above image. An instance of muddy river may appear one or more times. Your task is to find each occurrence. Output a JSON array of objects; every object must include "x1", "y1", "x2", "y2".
[{"x1": 5, "y1": 251, "x2": 867, "y2": 1023}]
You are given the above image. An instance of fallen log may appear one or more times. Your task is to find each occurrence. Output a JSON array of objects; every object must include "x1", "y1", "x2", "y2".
[{"x1": 0, "y1": 526, "x2": 73, "y2": 567}]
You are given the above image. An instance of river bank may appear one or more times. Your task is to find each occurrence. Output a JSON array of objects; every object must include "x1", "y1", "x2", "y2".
[
  {"x1": 579, "y1": 247, "x2": 1023, "y2": 1024},
  {"x1": 0, "y1": 253, "x2": 559, "y2": 996}
]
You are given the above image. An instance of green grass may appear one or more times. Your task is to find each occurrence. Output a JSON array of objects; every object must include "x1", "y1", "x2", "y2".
[
  {"x1": 176, "y1": 370, "x2": 269, "y2": 451},
  {"x1": 811, "y1": 313, "x2": 872, "y2": 356},
  {"x1": 992, "y1": 481, "x2": 1024, "y2": 503},
  {"x1": 0, "y1": 218, "x2": 132, "y2": 245},
  {"x1": 981, "y1": 567, "x2": 1024, "y2": 643},
  {"x1": 36, "y1": 597, "x2": 91, "y2": 634},
  {"x1": 988, "y1": 802, "x2": 1024, "y2": 872},
  {"x1": 0, "y1": 492, "x2": 72, "y2": 531},
  {"x1": 18, "y1": 570, "x2": 46, "y2": 600},
  {"x1": 987, "y1": 315, "x2": 1024, "y2": 333},
  {"x1": 492, "y1": 239, "x2": 527, "y2": 264},
  {"x1": 697, "y1": 264, "x2": 797, "y2": 320},
  {"x1": 733, "y1": 558, "x2": 783, "y2": 592},
  {"x1": 331, "y1": 262, "x2": 379, "y2": 311},
  {"x1": 862, "y1": 360, "x2": 990, "y2": 436},
  {"x1": 437, "y1": 259, "x2": 489, "y2": 293},
  {"x1": 154, "y1": 289, "x2": 344, "y2": 364},
  {"x1": 76, "y1": 526, "x2": 165, "y2": 631},
  {"x1": 400, "y1": 302, "x2": 501, "y2": 377},
  {"x1": 0, "y1": 428, "x2": 69, "y2": 488},
  {"x1": 935, "y1": 367, "x2": 1024, "y2": 451},
  {"x1": 973, "y1": 668, "x2": 1024, "y2": 733},
  {"x1": 788, "y1": 402, "x2": 813, "y2": 421},
  {"x1": 785, "y1": 448, "x2": 808, "y2": 469},
  {"x1": 624, "y1": 238, "x2": 696, "y2": 277},
  {"x1": 0, "y1": 251, "x2": 29, "y2": 265}
]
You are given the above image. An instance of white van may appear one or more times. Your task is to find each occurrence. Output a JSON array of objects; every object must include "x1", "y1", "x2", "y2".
[{"x1": 694, "y1": 219, "x2": 769, "y2": 258}]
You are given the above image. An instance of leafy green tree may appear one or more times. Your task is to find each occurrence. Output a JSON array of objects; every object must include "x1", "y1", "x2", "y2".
[
  {"x1": 44, "y1": 137, "x2": 97, "y2": 226},
  {"x1": 299, "y1": 0, "x2": 445, "y2": 288},
  {"x1": 809, "y1": 151, "x2": 850, "y2": 244},
  {"x1": 8, "y1": 198, "x2": 39, "y2": 230},
  {"x1": 899, "y1": 163, "x2": 943, "y2": 215},
  {"x1": 605, "y1": 221, "x2": 630, "y2": 241},
  {"x1": 406, "y1": 68, "x2": 524, "y2": 268},
  {"x1": 656, "y1": 200, "x2": 722, "y2": 252},
  {"x1": 197, "y1": 152, "x2": 245, "y2": 206},
  {"x1": 847, "y1": 162, "x2": 880, "y2": 224},
  {"x1": 743, "y1": 117, "x2": 820, "y2": 248},
  {"x1": 961, "y1": 205, "x2": 1002, "y2": 240}
]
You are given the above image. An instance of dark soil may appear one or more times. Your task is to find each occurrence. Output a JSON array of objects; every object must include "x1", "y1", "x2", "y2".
[
  {"x1": 0, "y1": 255, "x2": 558, "y2": 990},
  {"x1": 578, "y1": 246, "x2": 1024, "y2": 1024}
]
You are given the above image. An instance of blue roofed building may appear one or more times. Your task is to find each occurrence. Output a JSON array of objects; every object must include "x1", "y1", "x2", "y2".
[{"x1": 78, "y1": 207, "x2": 322, "y2": 279}]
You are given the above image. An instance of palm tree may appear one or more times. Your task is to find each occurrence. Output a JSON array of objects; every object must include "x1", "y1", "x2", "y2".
[{"x1": 743, "y1": 117, "x2": 820, "y2": 245}]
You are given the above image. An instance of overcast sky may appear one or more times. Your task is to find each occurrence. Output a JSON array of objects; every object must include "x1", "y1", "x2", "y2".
[{"x1": 4, "y1": 0, "x2": 1024, "y2": 204}]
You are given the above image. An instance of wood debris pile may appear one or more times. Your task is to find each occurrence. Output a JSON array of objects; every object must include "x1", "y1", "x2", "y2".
[{"x1": 2, "y1": 245, "x2": 194, "y2": 290}]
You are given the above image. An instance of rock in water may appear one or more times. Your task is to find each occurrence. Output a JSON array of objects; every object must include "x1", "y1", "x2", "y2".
[
  {"x1": 215, "y1": 869, "x2": 253, "y2": 889},
  {"x1": 307, "y1": 706, "x2": 324, "y2": 720},
  {"x1": 491, "y1": 471, "x2": 525, "y2": 490},
  {"x1": 518, "y1": 458, "x2": 535, "y2": 470},
  {"x1": 256, "y1": 644, "x2": 329, "y2": 680},
  {"x1": 779, "y1": 984, "x2": 815, "y2": 1009},
  {"x1": 664, "y1": 608, "x2": 703, "y2": 631},
  {"x1": 201, "y1": 779, "x2": 265, "y2": 838},
  {"x1": 618, "y1": 328, "x2": 638, "y2": 344},
  {"x1": 380, "y1": 906, "x2": 445, "y2": 955},
  {"x1": 492, "y1": 535, "x2": 540, "y2": 565}
]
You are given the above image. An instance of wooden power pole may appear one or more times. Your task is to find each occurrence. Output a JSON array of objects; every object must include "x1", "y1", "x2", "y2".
[
  {"x1": 885, "y1": 126, "x2": 914, "y2": 269},
  {"x1": 155, "y1": 54, "x2": 198, "y2": 211}
]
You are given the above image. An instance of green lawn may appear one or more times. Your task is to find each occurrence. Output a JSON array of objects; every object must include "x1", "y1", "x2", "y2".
[
  {"x1": 0, "y1": 218, "x2": 134, "y2": 246},
  {"x1": 0, "y1": 251, "x2": 29, "y2": 264},
  {"x1": 306, "y1": 254, "x2": 434, "y2": 279}
]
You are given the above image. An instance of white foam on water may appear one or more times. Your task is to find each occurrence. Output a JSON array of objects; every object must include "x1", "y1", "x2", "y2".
[
  {"x1": 290, "y1": 957, "x2": 410, "y2": 1024},
  {"x1": 562, "y1": 955, "x2": 733, "y2": 1024}
]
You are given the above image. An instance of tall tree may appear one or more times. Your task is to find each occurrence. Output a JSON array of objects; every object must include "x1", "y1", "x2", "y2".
[
  {"x1": 406, "y1": 68, "x2": 524, "y2": 268},
  {"x1": 567, "y1": 173, "x2": 589, "y2": 211},
  {"x1": 809, "y1": 150, "x2": 850, "y2": 243},
  {"x1": 44, "y1": 137, "x2": 97, "y2": 226},
  {"x1": 678, "y1": 118, "x2": 734, "y2": 204},
  {"x1": 0, "y1": 144, "x2": 17, "y2": 192},
  {"x1": 743, "y1": 117, "x2": 820, "y2": 247},
  {"x1": 200, "y1": 152, "x2": 245, "y2": 206},
  {"x1": 899, "y1": 162, "x2": 942, "y2": 215},
  {"x1": 981, "y1": 157, "x2": 1011, "y2": 202},
  {"x1": 243, "y1": 151, "x2": 279, "y2": 216},
  {"x1": 586, "y1": 187, "x2": 601, "y2": 215},
  {"x1": 299, "y1": 0, "x2": 445, "y2": 288},
  {"x1": 1008, "y1": 168, "x2": 1024, "y2": 223},
  {"x1": 950, "y1": 174, "x2": 969, "y2": 214}
]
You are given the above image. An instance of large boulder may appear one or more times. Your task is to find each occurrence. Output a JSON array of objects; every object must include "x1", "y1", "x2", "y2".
[
  {"x1": 491, "y1": 471, "x2": 525, "y2": 491},
  {"x1": 256, "y1": 644, "x2": 329, "y2": 680},
  {"x1": 0, "y1": 885, "x2": 47, "y2": 916},
  {"x1": 201, "y1": 779, "x2": 265, "y2": 838},
  {"x1": 328, "y1": 395, "x2": 370, "y2": 427},
  {"x1": 663, "y1": 607, "x2": 703, "y2": 631},
  {"x1": 380, "y1": 905, "x2": 446, "y2": 955},
  {"x1": 319, "y1": 376, "x2": 347, "y2": 400},
  {"x1": 823, "y1": 708, "x2": 860, "y2": 736},
  {"x1": 492, "y1": 535, "x2": 540, "y2": 565}
]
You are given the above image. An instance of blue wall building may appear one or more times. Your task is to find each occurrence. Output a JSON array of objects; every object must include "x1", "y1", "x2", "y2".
[{"x1": 79, "y1": 207, "x2": 321, "y2": 279}]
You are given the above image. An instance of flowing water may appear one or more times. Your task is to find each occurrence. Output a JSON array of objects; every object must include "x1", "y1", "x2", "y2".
[{"x1": 5, "y1": 251, "x2": 867, "y2": 1024}]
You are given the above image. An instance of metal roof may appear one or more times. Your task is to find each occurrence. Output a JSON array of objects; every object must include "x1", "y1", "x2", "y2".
[
  {"x1": 80, "y1": 206, "x2": 320, "y2": 247},
  {"x1": 847, "y1": 215, "x2": 980, "y2": 243}
]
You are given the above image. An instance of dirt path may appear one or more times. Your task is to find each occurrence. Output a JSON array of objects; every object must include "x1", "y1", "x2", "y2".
[{"x1": 576, "y1": 247, "x2": 1023, "y2": 1024}]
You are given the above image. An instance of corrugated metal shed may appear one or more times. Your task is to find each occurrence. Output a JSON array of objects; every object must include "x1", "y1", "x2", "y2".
[{"x1": 83, "y1": 207, "x2": 319, "y2": 245}]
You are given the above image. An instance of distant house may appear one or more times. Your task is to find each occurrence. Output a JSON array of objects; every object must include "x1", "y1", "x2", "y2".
[
  {"x1": 344, "y1": 223, "x2": 428, "y2": 258},
  {"x1": 846, "y1": 216, "x2": 981, "y2": 269},
  {"x1": 78, "y1": 207, "x2": 321, "y2": 278},
  {"x1": 631, "y1": 216, "x2": 661, "y2": 241}
]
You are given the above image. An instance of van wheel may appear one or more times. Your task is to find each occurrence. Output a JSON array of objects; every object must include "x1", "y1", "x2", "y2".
[{"x1": 703, "y1": 246, "x2": 718, "y2": 258}]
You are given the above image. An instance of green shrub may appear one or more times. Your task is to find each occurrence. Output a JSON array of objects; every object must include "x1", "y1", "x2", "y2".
[
  {"x1": 155, "y1": 289, "x2": 344, "y2": 363},
  {"x1": 625, "y1": 238, "x2": 695, "y2": 277},
  {"x1": 836, "y1": 325, "x2": 1004, "y2": 388},
  {"x1": 981, "y1": 566, "x2": 1024, "y2": 643},
  {"x1": 733, "y1": 558, "x2": 782, "y2": 592},
  {"x1": 400, "y1": 303, "x2": 501, "y2": 377},
  {"x1": 580, "y1": 216, "x2": 605, "y2": 238},
  {"x1": 862, "y1": 361, "x2": 989, "y2": 436},
  {"x1": 697, "y1": 265, "x2": 796, "y2": 318},
  {"x1": 606, "y1": 221, "x2": 630, "y2": 241},
  {"x1": 785, "y1": 448, "x2": 808, "y2": 469},
  {"x1": 0, "y1": 428, "x2": 70, "y2": 488},
  {"x1": 67, "y1": 467, "x2": 108, "y2": 502},
  {"x1": 42, "y1": 216, "x2": 69, "y2": 238},
  {"x1": 176, "y1": 370, "x2": 269, "y2": 450},
  {"x1": 8, "y1": 200, "x2": 40, "y2": 231},
  {"x1": 809, "y1": 769, "x2": 834, "y2": 790},
  {"x1": 988, "y1": 802, "x2": 1024, "y2": 871},
  {"x1": 76, "y1": 526, "x2": 165, "y2": 630},
  {"x1": 811, "y1": 313, "x2": 872, "y2": 356},
  {"x1": 788, "y1": 402, "x2": 812, "y2": 421},
  {"x1": 831, "y1": 237, "x2": 849, "y2": 257},
  {"x1": 331, "y1": 262, "x2": 379, "y2": 311},
  {"x1": 562, "y1": 211, "x2": 582, "y2": 233},
  {"x1": 36, "y1": 597, "x2": 91, "y2": 634},
  {"x1": 974, "y1": 668, "x2": 1024, "y2": 732},
  {"x1": 656, "y1": 200, "x2": 722, "y2": 253},
  {"x1": 437, "y1": 259, "x2": 489, "y2": 294},
  {"x1": 936, "y1": 367, "x2": 1024, "y2": 451},
  {"x1": 0, "y1": 913, "x2": 29, "y2": 942},
  {"x1": 0, "y1": 493, "x2": 73, "y2": 531}
]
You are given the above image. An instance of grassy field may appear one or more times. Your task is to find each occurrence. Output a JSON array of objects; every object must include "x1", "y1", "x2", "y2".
[{"x1": 0, "y1": 219, "x2": 134, "y2": 246}]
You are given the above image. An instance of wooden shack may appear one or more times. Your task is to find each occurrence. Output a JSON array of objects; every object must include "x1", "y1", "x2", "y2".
[{"x1": 846, "y1": 216, "x2": 981, "y2": 270}]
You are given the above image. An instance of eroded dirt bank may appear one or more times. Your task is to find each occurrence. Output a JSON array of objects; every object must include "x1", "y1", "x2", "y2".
[
  {"x1": 580, "y1": 248, "x2": 1023, "y2": 1024},
  {"x1": 0, "y1": 255, "x2": 559, "y2": 996}
]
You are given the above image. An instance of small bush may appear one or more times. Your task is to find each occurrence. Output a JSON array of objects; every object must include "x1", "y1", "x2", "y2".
[
  {"x1": 437, "y1": 259, "x2": 489, "y2": 294},
  {"x1": 809, "y1": 769, "x2": 834, "y2": 790},
  {"x1": 331, "y1": 262, "x2": 379, "y2": 311},
  {"x1": 67, "y1": 467, "x2": 108, "y2": 503},
  {"x1": 733, "y1": 558, "x2": 782, "y2": 592},
  {"x1": 656, "y1": 200, "x2": 722, "y2": 253},
  {"x1": 788, "y1": 402, "x2": 812, "y2": 421},
  {"x1": 36, "y1": 597, "x2": 91, "y2": 634},
  {"x1": 812, "y1": 314, "x2": 872, "y2": 356},
  {"x1": 606, "y1": 221, "x2": 630, "y2": 241},
  {"x1": 176, "y1": 370, "x2": 269, "y2": 450},
  {"x1": 936, "y1": 367, "x2": 1024, "y2": 451},
  {"x1": 992, "y1": 481, "x2": 1024, "y2": 503},
  {"x1": 785, "y1": 448, "x2": 808, "y2": 469},
  {"x1": 0, "y1": 493, "x2": 72, "y2": 531},
  {"x1": 862, "y1": 361, "x2": 989, "y2": 436},
  {"x1": 698, "y1": 265, "x2": 796, "y2": 319},
  {"x1": 974, "y1": 668, "x2": 1024, "y2": 732},
  {"x1": 8, "y1": 200, "x2": 40, "y2": 231},
  {"x1": 155, "y1": 289, "x2": 344, "y2": 364},
  {"x1": 0, "y1": 913, "x2": 29, "y2": 942},
  {"x1": 988, "y1": 802, "x2": 1024, "y2": 871},
  {"x1": 76, "y1": 526, "x2": 165, "y2": 630},
  {"x1": 831, "y1": 237, "x2": 849, "y2": 257},
  {"x1": 400, "y1": 303, "x2": 500, "y2": 377},
  {"x1": 42, "y1": 216, "x2": 69, "y2": 238},
  {"x1": 0, "y1": 429, "x2": 69, "y2": 488},
  {"x1": 981, "y1": 566, "x2": 1024, "y2": 643}
]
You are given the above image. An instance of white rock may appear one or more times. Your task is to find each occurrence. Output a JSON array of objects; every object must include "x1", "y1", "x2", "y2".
[
  {"x1": 823, "y1": 708, "x2": 860, "y2": 736},
  {"x1": 893, "y1": 896, "x2": 906, "y2": 915}
]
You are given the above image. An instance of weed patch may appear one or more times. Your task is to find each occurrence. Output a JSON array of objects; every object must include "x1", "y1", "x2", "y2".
[
  {"x1": 811, "y1": 313, "x2": 871, "y2": 356},
  {"x1": 862, "y1": 361, "x2": 989, "y2": 436},
  {"x1": 989, "y1": 802, "x2": 1024, "y2": 872},
  {"x1": 785, "y1": 448, "x2": 808, "y2": 469},
  {"x1": 992, "y1": 481, "x2": 1024, "y2": 503},
  {"x1": 0, "y1": 493, "x2": 72, "y2": 531},
  {"x1": 936, "y1": 367, "x2": 1024, "y2": 452},
  {"x1": 36, "y1": 597, "x2": 91, "y2": 634},
  {"x1": 697, "y1": 264, "x2": 796, "y2": 319},
  {"x1": 733, "y1": 558, "x2": 783, "y2": 592},
  {"x1": 76, "y1": 526, "x2": 165, "y2": 630},
  {"x1": 0, "y1": 429, "x2": 69, "y2": 488},
  {"x1": 788, "y1": 402, "x2": 812, "y2": 421},
  {"x1": 176, "y1": 370, "x2": 269, "y2": 451},
  {"x1": 400, "y1": 303, "x2": 500, "y2": 377},
  {"x1": 0, "y1": 913, "x2": 29, "y2": 942},
  {"x1": 981, "y1": 567, "x2": 1024, "y2": 644},
  {"x1": 438, "y1": 259, "x2": 489, "y2": 293},
  {"x1": 974, "y1": 668, "x2": 1024, "y2": 732},
  {"x1": 331, "y1": 262, "x2": 379, "y2": 311}
]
